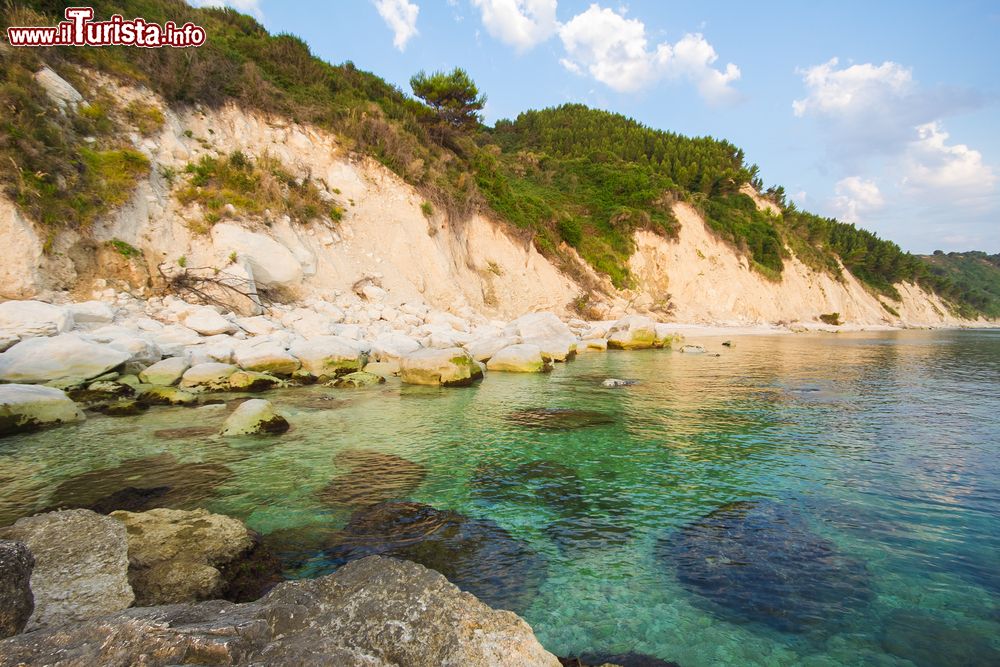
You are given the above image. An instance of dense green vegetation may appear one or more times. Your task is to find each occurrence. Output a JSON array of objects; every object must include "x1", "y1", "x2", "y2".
[
  {"x1": 1, "y1": 0, "x2": 996, "y2": 317},
  {"x1": 919, "y1": 252, "x2": 1000, "y2": 319}
]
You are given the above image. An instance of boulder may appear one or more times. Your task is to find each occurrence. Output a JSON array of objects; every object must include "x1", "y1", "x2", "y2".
[
  {"x1": 400, "y1": 347, "x2": 484, "y2": 387},
  {"x1": 0, "y1": 540, "x2": 33, "y2": 638},
  {"x1": 503, "y1": 312, "x2": 571, "y2": 341},
  {"x1": 211, "y1": 224, "x2": 303, "y2": 287},
  {"x1": 0, "y1": 334, "x2": 129, "y2": 385},
  {"x1": 679, "y1": 344, "x2": 706, "y2": 354},
  {"x1": 183, "y1": 307, "x2": 236, "y2": 336},
  {"x1": 606, "y1": 314, "x2": 665, "y2": 350},
  {"x1": 138, "y1": 356, "x2": 189, "y2": 386},
  {"x1": 579, "y1": 338, "x2": 608, "y2": 352},
  {"x1": 0, "y1": 333, "x2": 18, "y2": 353},
  {"x1": 465, "y1": 336, "x2": 518, "y2": 362},
  {"x1": 67, "y1": 301, "x2": 116, "y2": 324},
  {"x1": 136, "y1": 386, "x2": 197, "y2": 406},
  {"x1": 179, "y1": 362, "x2": 238, "y2": 390},
  {"x1": 33, "y1": 67, "x2": 83, "y2": 110},
  {"x1": 220, "y1": 399, "x2": 289, "y2": 436},
  {"x1": 363, "y1": 361, "x2": 399, "y2": 377},
  {"x1": 235, "y1": 341, "x2": 301, "y2": 375},
  {"x1": 104, "y1": 333, "x2": 162, "y2": 367},
  {"x1": 0, "y1": 384, "x2": 85, "y2": 436},
  {"x1": 0, "y1": 300, "x2": 72, "y2": 338},
  {"x1": 370, "y1": 333, "x2": 422, "y2": 362},
  {"x1": 289, "y1": 336, "x2": 368, "y2": 378},
  {"x1": 0, "y1": 556, "x2": 561, "y2": 667},
  {"x1": 148, "y1": 324, "x2": 202, "y2": 357},
  {"x1": 486, "y1": 344, "x2": 550, "y2": 373},
  {"x1": 531, "y1": 337, "x2": 577, "y2": 363},
  {"x1": 0, "y1": 510, "x2": 133, "y2": 631},
  {"x1": 235, "y1": 315, "x2": 278, "y2": 336},
  {"x1": 328, "y1": 371, "x2": 386, "y2": 388},
  {"x1": 228, "y1": 370, "x2": 283, "y2": 392},
  {"x1": 110, "y1": 508, "x2": 255, "y2": 605}
]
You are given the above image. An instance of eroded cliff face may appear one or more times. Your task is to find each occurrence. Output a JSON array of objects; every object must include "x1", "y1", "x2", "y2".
[{"x1": 0, "y1": 71, "x2": 979, "y2": 328}]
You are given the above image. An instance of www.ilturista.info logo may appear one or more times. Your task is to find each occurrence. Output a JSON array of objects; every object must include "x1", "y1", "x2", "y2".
[{"x1": 6, "y1": 7, "x2": 206, "y2": 48}]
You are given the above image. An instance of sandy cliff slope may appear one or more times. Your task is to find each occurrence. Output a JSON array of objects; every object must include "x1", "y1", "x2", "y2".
[{"x1": 0, "y1": 70, "x2": 982, "y2": 328}]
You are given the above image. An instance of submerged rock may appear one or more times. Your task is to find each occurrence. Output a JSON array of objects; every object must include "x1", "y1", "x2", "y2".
[
  {"x1": 400, "y1": 347, "x2": 484, "y2": 387},
  {"x1": 327, "y1": 371, "x2": 386, "y2": 388},
  {"x1": 326, "y1": 502, "x2": 547, "y2": 614},
  {"x1": 472, "y1": 460, "x2": 587, "y2": 515},
  {"x1": 318, "y1": 450, "x2": 427, "y2": 508},
  {"x1": 110, "y1": 508, "x2": 269, "y2": 605},
  {"x1": 559, "y1": 653, "x2": 680, "y2": 667},
  {"x1": 0, "y1": 510, "x2": 134, "y2": 631},
  {"x1": 507, "y1": 407, "x2": 616, "y2": 430},
  {"x1": 880, "y1": 608, "x2": 1000, "y2": 667},
  {"x1": 0, "y1": 384, "x2": 85, "y2": 436},
  {"x1": 220, "y1": 399, "x2": 289, "y2": 436},
  {"x1": 656, "y1": 501, "x2": 871, "y2": 633},
  {"x1": 0, "y1": 540, "x2": 33, "y2": 639},
  {"x1": 83, "y1": 486, "x2": 171, "y2": 514},
  {"x1": 45, "y1": 453, "x2": 233, "y2": 514},
  {"x1": 602, "y1": 378, "x2": 638, "y2": 388},
  {"x1": 0, "y1": 556, "x2": 561, "y2": 667}
]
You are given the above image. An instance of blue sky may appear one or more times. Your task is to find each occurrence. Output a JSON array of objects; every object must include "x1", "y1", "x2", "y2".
[{"x1": 194, "y1": 1, "x2": 999, "y2": 254}]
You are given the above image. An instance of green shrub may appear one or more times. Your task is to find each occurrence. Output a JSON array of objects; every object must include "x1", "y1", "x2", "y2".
[
  {"x1": 557, "y1": 216, "x2": 582, "y2": 247},
  {"x1": 421, "y1": 201, "x2": 434, "y2": 217},
  {"x1": 819, "y1": 312, "x2": 841, "y2": 326}
]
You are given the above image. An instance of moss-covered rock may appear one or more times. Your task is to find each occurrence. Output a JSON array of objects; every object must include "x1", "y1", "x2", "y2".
[
  {"x1": 228, "y1": 370, "x2": 283, "y2": 392},
  {"x1": 220, "y1": 399, "x2": 289, "y2": 436},
  {"x1": 327, "y1": 371, "x2": 386, "y2": 388},
  {"x1": 400, "y1": 348, "x2": 483, "y2": 387},
  {"x1": 137, "y1": 386, "x2": 198, "y2": 406}
]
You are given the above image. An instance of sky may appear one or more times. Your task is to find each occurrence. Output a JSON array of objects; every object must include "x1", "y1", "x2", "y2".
[{"x1": 191, "y1": 0, "x2": 999, "y2": 254}]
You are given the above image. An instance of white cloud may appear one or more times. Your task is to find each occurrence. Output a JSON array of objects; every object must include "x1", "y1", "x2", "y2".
[
  {"x1": 188, "y1": 0, "x2": 263, "y2": 20},
  {"x1": 831, "y1": 176, "x2": 884, "y2": 223},
  {"x1": 472, "y1": 0, "x2": 558, "y2": 52},
  {"x1": 557, "y1": 4, "x2": 740, "y2": 103},
  {"x1": 792, "y1": 58, "x2": 912, "y2": 118},
  {"x1": 372, "y1": 0, "x2": 420, "y2": 51},
  {"x1": 902, "y1": 122, "x2": 996, "y2": 202}
]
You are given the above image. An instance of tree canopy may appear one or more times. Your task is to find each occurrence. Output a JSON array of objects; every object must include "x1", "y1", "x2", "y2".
[{"x1": 409, "y1": 68, "x2": 486, "y2": 130}]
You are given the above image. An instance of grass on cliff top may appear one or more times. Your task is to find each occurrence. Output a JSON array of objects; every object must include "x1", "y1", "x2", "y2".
[
  {"x1": 176, "y1": 151, "x2": 338, "y2": 229},
  {"x1": 918, "y1": 252, "x2": 1000, "y2": 319}
]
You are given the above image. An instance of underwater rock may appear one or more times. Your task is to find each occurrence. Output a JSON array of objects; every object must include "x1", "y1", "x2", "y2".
[
  {"x1": 0, "y1": 556, "x2": 561, "y2": 667},
  {"x1": 0, "y1": 509, "x2": 133, "y2": 631},
  {"x1": 46, "y1": 453, "x2": 233, "y2": 513},
  {"x1": 472, "y1": 460, "x2": 587, "y2": 514},
  {"x1": 317, "y1": 450, "x2": 427, "y2": 508},
  {"x1": 83, "y1": 486, "x2": 171, "y2": 514},
  {"x1": 507, "y1": 407, "x2": 615, "y2": 430},
  {"x1": 326, "y1": 501, "x2": 547, "y2": 614},
  {"x1": 602, "y1": 378, "x2": 638, "y2": 388},
  {"x1": 152, "y1": 425, "x2": 218, "y2": 439},
  {"x1": 559, "y1": 653, "x2": 680, "y2": 667},
  {"x1": 656, "y1": 500, "x2": 871, "y2": 634},
  {"x1": 327, "y1": 371, "x2": 386, "y2": 388},
  {"x1": 544, "y1": 513, "x2": 633, "y2": 555},
  {"x1": 0, "y1": 540, "x2": 33, "y2": 639},
  {"x1": 880, "y1": 609, "x2": 1000, "y2": 667}
]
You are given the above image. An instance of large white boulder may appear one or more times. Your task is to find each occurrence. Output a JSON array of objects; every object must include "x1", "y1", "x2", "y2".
[
  {"x1": 0, "y1": 334, "x2": 128, "y2": 385},
  {"x1": 607, "y1": 314, "x2": 671, "y2": 350},
  {"x1": 67, "y1": 301, "x2": 116, "y2": 324},
  {"x1": 0, "y1": 301, "x2": 73, "y2": 338},
  {"x1": 149, "y1": 325, "x2": 202, "y2": 357},
  {"x1": 486, "y1": 344, "x2": 551, "y2": 373},
  {"x1": 179, "y1": 363, "x2": 238, "y2": 390},
  {"x1": 211, "y1": 224, "x2": 303, "y2": 287},
  {"x1": 370, "y1": 333, "x2": 422, "y2": 362},
  {"x1": 234, "y1": 340, "x2": 301, "y2": 375},
  {"x1": 220, "y1": 399, "x2": 289, "y2": 436},
  {"x1": 89, "y1": 329, "x2": 162, "y2": 366},
  {"x1": 33, "y1": 67, "x2": 83, "y2": 110},
  {"x1": 138, "y1": 356, "x2": 190, "y2": 386},
  {"x1": 503, "y1": 312, "x2": 572, "y2": 341},
  {"x1": 183, "y1": 307, "x2": 235, "y2": 336},
  {"x1": 288, "y1": 336, "x2": 368, "y2": 378},
  {"x1": 400, "y1": 347, "x2": 483, "y2": 387},
  {"x1": 0, "y1": 384, "x2": 85, "y2": 435},
  {"x1": 465, "y1": 336, "x2": 519, "y2": 363}
]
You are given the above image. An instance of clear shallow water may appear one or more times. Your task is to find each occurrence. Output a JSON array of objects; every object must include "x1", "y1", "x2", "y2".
[{"x1": 2, "y1": 330, "x2": 999, "y2": 666}]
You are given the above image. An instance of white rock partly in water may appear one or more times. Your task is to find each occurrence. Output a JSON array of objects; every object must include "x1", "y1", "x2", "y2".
[
  {"x1": 138, "y1": 356, "x2": 190, "y2": 386},
  {"x1": 183, "y1": 307, "x2": 236, "y2": 336},
  {"x1": 0, "y1": 300, "x2": 73, "y2": 338},
  {"x1": 234, "y1": 341, "x2": 301, "y2": 376},
  {"x1": 0, "y1": 384, "x2": 85, "y2": 435},
  {"x1": 486, "y1": 344, "x2": 550, "y2": 373},
  {"x1": 0, "y1": 334, "x2": 129, "y2": 385},
  {"x1": 602, "y1": 378, "x2": 638, "y2": 388},
  {"x1": 179, "y1": 362, "x2": 238, "y2": 390},
  {"x1": 679, "y1": 344, "x2": 707, "y2": 354},
  {"x1": 0, "y1": 509, "x2": 134, "y2": 631},
  {"x1": 607, "y1": 314, "x2": 670, "y2": 350},
  {"x1": 220, "y1": 399, "x2": 289, "y2": 436},
  {"x1": 289, "y1": 336, "x2": 368, "y2": 378},
  {"x1": 400, "y1": 347, "x2": 484, "y2": 387}
]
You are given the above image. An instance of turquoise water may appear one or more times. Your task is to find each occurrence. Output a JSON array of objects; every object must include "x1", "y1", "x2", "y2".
[{"x1": 1, "y1": 330, "x2": 998, "y2": 665}]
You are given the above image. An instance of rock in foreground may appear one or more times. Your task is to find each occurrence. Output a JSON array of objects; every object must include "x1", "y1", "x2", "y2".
[
  {"x1": 0, "y1": 556, "x2": 561, "y2": 667},
  {"x1": 0, "y1": 510, "x2": 134, "y2": 631},
  {"x1": 220, "y1": 399, "x2": 290, "y2": 435},
  {"x1": 0, "y1": 384, "x2": 85, "y2": 436},
  {"x1": 0, "y1": 540, "x2": 34, "y2": 639}
]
